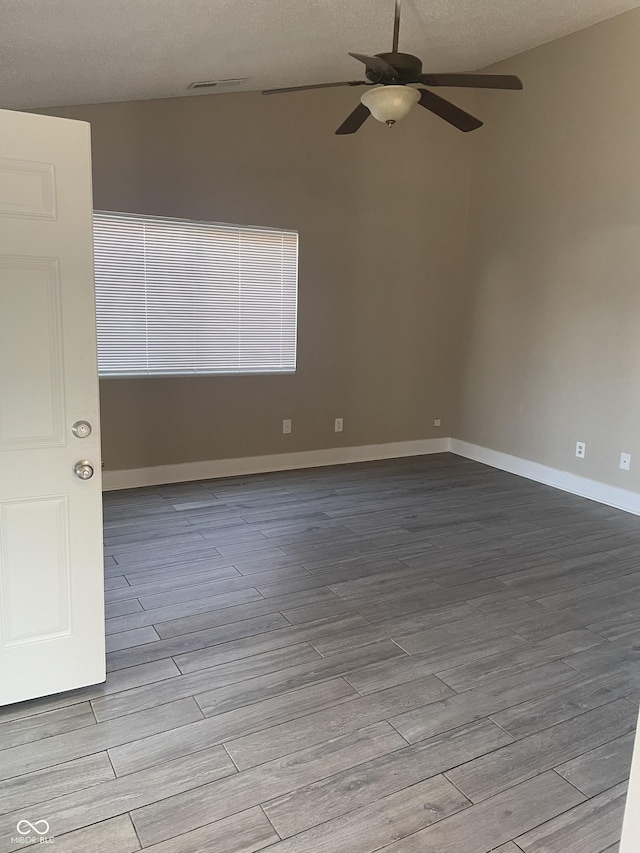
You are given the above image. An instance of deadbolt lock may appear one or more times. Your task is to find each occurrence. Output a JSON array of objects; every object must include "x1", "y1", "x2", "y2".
[{"x1": 72, "y1": 420, "x2": 92, "y2": 438}]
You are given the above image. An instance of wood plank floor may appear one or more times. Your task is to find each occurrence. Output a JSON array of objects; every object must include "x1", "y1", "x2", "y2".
[{"x1": 2, "y1": 452, "x2": 639, "y2": 852}]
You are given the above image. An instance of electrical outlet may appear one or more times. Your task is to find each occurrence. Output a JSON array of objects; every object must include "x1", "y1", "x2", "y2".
[
  {"x1": 433, "y1": 418, "x2": 442, "y2": 428},
  {"x1": 620, "y1": 452, "x2": 631, "y2": 471},
  {"x1": 334, "y1": 418, "x2": 344, "y2": 433},
  {"x1": 576, "y1": 441, "x2": 586, "y2": 459},
  {"x1": 282, "y1": 419, "x2": 292, "y2": 434}
]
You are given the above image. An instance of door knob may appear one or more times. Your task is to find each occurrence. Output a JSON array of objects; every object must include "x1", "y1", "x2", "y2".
[{"x1": 74, "y1": 460, "x2": 94, "y2": 480}]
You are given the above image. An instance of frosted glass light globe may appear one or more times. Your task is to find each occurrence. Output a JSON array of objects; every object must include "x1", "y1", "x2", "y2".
[{"x1": 360, "y1": 85, "x2": 421, "y2": 125}]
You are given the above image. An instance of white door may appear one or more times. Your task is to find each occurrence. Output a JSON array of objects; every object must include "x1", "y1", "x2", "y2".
[
  {"x1": 620, "y1": 720, "x2": 640, "y2": 851},
  {"x1": 0, "y1": 108, "x2": 105, "y2": 706}
]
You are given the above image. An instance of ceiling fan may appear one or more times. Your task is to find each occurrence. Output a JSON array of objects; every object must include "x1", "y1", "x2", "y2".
[{"x1": 262, "y1": 0, "x2": 522, "y2": 135}]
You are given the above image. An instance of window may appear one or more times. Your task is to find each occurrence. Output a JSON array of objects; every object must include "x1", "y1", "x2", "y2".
[{"x1": 93, "y1": 211, "x2": 298, "y2": 376}]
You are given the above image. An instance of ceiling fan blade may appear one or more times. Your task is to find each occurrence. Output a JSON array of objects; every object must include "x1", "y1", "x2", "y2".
[
  {"x1": 335, "y1": 103, "x2": 370, "y2": 135},
  {"x1": 419, "y1": 73, "x2": 523, "y2": 90},
  {"x1": 263, "y1": 81, "x2": 368, "y2": 95},
  {"x1": 349, "y1": 52, "x2": 398, "y2": 78},
  {"x1": 417, "y1": 88, "x2": 483, "y2": 132}
]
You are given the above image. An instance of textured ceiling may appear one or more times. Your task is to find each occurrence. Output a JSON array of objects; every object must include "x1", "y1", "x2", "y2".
[{"x1": 2, "y1": 0, "x2": 639, "y2": 109}]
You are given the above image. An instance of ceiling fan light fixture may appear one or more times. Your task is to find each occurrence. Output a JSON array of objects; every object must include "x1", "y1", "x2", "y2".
[{"x1": 360, "y1": 85, "x2": 420, "y2": 126}]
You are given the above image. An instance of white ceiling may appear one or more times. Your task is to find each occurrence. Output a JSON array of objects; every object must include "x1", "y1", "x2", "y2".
[{"x1": 2, "y1": 0, "x2": 639, "y2": 109}]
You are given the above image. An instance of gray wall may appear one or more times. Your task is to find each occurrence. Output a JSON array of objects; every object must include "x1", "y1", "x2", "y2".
[
  {"x1": 456, "y1": 7, "x2": 640, "y2": 492},
  {"x1": 40, "y1": 89, "x2": 473, "y2": 470},
  {"x1": 41, "y1": 6, "x2": 640, "y2": 493}
]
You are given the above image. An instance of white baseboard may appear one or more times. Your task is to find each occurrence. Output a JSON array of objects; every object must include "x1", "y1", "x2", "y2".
[
  {"x1": 101, "y1": 437, "x2": 451, "y2": 491},
  {"x1": 102, "y1": 435, "x2": 640, "y2": 517},
  {"x1": 450, "y1": 438, "x2": 640, "y2": 516}
]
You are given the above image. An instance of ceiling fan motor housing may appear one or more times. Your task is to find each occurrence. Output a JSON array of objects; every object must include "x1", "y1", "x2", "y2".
[{"x1": 367, "y1": 52, "x2": 423, "y2": 84}]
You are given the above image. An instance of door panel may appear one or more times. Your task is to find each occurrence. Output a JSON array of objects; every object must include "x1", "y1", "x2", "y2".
[
  {"x1": 0, "y1": 157, "x2": 56, "y2": 220},
  {"x1": 0, "y1": 108, "x2": 105, "y2": 706},
  {"x1": 0, "y1": 496, "x2": 70, "y2": 644},
  {"x1": 0, "y1": 257, "x2": 64, "y2": 449}
]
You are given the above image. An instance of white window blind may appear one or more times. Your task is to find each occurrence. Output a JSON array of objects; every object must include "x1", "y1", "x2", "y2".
[{"x1": 93, "y1": 211, "x2": 298, "y2": 376}]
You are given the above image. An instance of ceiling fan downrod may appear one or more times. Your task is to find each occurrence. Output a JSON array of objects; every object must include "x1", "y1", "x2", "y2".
[{"x1": 392, "y1": 0, "x2": 402, "y2": 53}]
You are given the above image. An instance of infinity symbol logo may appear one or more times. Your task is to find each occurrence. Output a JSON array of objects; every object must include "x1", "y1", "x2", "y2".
[{"x1": 16, "y1": 820, "x2": 50, "y2": 836}]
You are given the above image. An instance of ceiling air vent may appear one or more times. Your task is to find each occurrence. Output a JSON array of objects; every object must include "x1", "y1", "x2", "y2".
[{"x1": 188, "y1": 78, "x2": 249, "y2": 90}]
